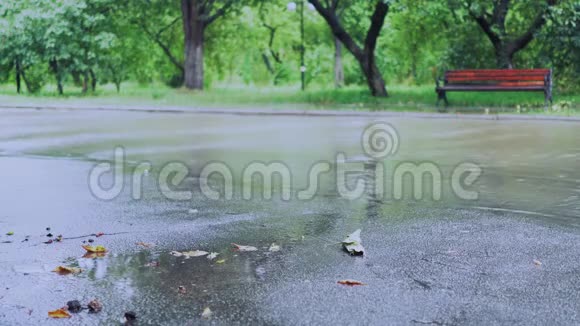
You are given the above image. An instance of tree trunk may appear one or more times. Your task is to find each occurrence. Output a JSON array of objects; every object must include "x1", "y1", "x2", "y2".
[
  {"x1": 15, "y1": 59, "x2": 21, "y2": 94},
  {"x1": 89, "y1": 69, "x2": 97, "y2": 92},
  {"x1": 308, "y1": 0, "x2": 390, "y2": 97},
  {"x1": 49, "y1": 59, "x2": 64, "y2": 95},
  {"x1": 115, "y1": 81, "x2": 121, "y2": 93},
  {"x1": 495, "y1": 44, "x2": 514, "y2": 69},
  {"x1": 358, "y1": 49, "x2": 387, "y2": 97},
  {"x1": 261, "y1": 53, "x2": 275, "y2": 75},
  {"x1": 182, "y1": 0, "x2": 205, "y2": 90},
  {"x1": 21, "y1": 70, "x2": 32, "y2": 94},
  {"x1": 410, "y1": 43, "x2": 418, "y2": 81},
  {"x1": 82, "y1": 71, "x2": 89, "y2": 94},
  {"x1": 334, "y1": 37, "x2": 344, "y2": 88},
  {"x1": 469, "y1": 0, "x2": 556, "y2": 70},
  {"x1": 360, "y1": 56, "x2": 387, "y2": 97}
]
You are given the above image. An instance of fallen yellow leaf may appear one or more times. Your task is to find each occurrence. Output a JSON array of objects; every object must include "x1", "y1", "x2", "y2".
[
  {"x1": 48, "y1": 308, "x2": 71, "y2": 318},
  {"x1": 82, "y1": 245, "x2": 107, "y2": 253},
  {"x1": 53, "y1": 266, "x2": 82, "y2": 275}
]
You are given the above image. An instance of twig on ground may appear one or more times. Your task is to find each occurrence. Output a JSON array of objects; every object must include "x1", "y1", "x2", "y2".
[{"x1": 411, "y1": 319, "x2": 445, "y2": 325}]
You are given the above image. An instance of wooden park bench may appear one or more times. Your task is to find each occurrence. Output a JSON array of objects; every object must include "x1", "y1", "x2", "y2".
[{"x1": 435, "y1": 69, "x2": 553, "y2": 109}]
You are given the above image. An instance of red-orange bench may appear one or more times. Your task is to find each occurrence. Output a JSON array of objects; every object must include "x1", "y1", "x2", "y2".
[{"x1": 435, "y1": 69, "x2": 553, "y2": 109}]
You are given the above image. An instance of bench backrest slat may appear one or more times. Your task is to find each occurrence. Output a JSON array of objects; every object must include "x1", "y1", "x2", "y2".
[{"x1": 444, "y1": 69, "x2": 550, "y2": 85}]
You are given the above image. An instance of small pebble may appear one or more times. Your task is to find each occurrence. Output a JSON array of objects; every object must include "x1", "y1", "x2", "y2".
[
  {"x1": 124, "y1": 311, "x2": 137, "y2": 321},
  {"x1": 66, "y1": 300, "x2": 82, "y2": 313}
]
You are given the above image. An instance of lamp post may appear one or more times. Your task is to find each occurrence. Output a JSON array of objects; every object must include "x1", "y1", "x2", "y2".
[{"x1": 288, "y1": 1, "x2": 314, "y2": 91}]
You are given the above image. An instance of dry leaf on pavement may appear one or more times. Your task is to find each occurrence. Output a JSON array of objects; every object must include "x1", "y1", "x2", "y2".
[
  {"x1": 53, "y1": 266, "x2": 82, "y2": 275},
  {"x1": 82, "y1": 245, "x2": 107, "y2": 253},
  {"x1": 201, "y1": 307, "x2": 213, "y2": 319},
  {"x1": 232, "y1": 243, "x2": 258, "y2": 252},
  {"x1": 268, "y1": 243, "x2": 281, "y2": 252},
  {"x1": 48, "y1": 308, "x2": 71, "y2": 318},
  {"x1": 342, "y1": 229, "x2": 365, "y2": 256},
  {"x1": 136, "y1": 242, "x2": 154, "y2": 248},
  {"x1": 207, "y1": 252, "x2": 219, "y2": 260},
  {"x1": 181, "y1": 250, "x2": 209, "y2": 258},
  {"x1": 88, "y1": 299, "x2": 103, "y2": 313},
  {"x1": 337, "y1": 279, "x2": 366, "y2": 286}
]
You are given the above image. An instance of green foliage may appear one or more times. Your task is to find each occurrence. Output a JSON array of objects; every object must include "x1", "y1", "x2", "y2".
[
  {"x1": 537, "y1": 1, "x2": 580, "y2": 92},
  {"x1": 0, "y1": 0, "x2": 577, "y2": 95},
  {"x1": 22, "y1": 64, "x2": 48, "y2": 93}
]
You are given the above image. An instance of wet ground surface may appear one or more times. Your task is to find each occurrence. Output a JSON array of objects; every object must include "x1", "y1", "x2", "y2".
[{"x1": 0, "y1": 108, "x2": 580, "y2": 325}]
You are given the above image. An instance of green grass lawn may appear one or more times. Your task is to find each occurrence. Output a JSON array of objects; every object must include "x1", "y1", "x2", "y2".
[{"x1": 0, "y1": 82, "x2": 577, "y2": 115}]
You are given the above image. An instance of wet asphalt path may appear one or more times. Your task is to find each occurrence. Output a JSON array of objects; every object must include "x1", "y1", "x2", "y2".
[{"x1": 0, "y1": 108, "x2": 580, "y2": 325}]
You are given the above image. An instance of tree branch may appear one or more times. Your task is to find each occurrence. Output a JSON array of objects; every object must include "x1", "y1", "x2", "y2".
[
  {"x1": 308, "y1": 0, "x2": 364, "y2": 59},
  {"x1": 363, "y1": 1, "x2": 390, "y2": 54},
  {"x1": 263, "y1": 24, "x2": 282, "y2": 63},
  {"x1": 140, "y1": 20, "x2": 184, "y2": 72},
  {"x1": 509, "y1": 0, "x2": 557, "y2": 54},
  {"x1": 204, "y1": 0, "x2": 234, "y2": 26},
  {"x1": 468, "y1": 9, "x2": 501, "y2": 47}
]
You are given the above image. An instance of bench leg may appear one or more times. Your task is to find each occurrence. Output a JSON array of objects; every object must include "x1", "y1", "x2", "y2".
[
  {"x1": 544, "y1": 91, "x2": 553, "y2": 111},
  {"x1": 436, "y1": 90, "x2": 448, "y2": 111}
]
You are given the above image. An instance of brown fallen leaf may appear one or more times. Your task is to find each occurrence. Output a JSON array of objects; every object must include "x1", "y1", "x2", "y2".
[
  {"x1": 136, "y1": 242, "x2": 154, "y2": 248},
  {"x1": 82, "y1": 252, "x2": 107, "y2": 259},
  {"x1": 82, "y1": 245, "x2": 107, "y2": 253},
  {"x1": 52, "y1": 266, "x2": 82, "y2": 275},
  {"x1": 231, "y1": 243, "x2": 258, "y2": 252},
  {"x1": 337, "y1": 279, "x2": 366, "y2": 286},
  {"x1": 87, "y1": 299, "x2": 103, "y2": 313},
  {"x1": 48, "y1": 308, "x2": 71, "y2": 318}
]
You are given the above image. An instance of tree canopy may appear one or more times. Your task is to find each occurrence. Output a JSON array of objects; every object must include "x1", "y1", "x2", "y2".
[{"x1": 0, "y1": 0, "x2": 577, "y2": 96}]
